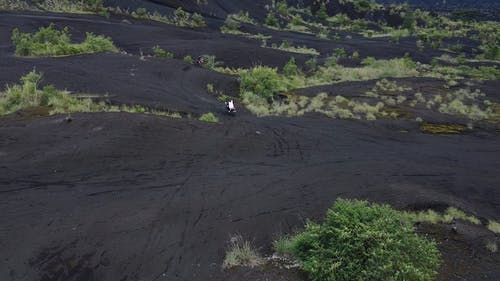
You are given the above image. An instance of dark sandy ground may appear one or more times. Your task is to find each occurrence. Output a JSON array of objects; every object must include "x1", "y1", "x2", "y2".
[{"x1": 0, "y1": 3, "x2": 499, "y2": 281}]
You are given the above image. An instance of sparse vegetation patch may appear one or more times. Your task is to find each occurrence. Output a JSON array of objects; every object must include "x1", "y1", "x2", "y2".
[
  {"x1": 0, "y1": 70, "x2": 181, "y2": 119},
  {"x1": 420, "y1": 123, "x2": 469, "y2": 134},
  {"x1": 12, "y1": 23, "x2": 118, "y2": 57}
]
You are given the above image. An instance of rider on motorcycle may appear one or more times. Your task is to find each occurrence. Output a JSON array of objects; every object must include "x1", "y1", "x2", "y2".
[{"x1": 226, "y1": 100, "x2": 236, "y2": 112}]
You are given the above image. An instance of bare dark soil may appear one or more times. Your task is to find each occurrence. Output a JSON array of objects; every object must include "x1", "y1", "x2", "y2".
[{"x1": 0, "y1": 2, "x2": 499, "y2": 281}]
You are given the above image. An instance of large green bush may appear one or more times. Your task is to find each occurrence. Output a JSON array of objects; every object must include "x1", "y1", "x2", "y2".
[
  {"x1": 11, "y1": 23, "x2": 118, "y2": 57},
  {"x1": 285, "y1": 199, "x2": 441, "y2": 281},
  {"x1": 240, "y1": 66, "x2": 284, "y2": 100}
]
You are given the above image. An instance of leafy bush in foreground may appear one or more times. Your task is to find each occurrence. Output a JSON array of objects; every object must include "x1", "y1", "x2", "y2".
[
  {"x1": 11, "y1": 23, "x2": 117, "y2": 57},
  {"x1": 277, "y1": 199, "x2": 441, "y2": 281}
]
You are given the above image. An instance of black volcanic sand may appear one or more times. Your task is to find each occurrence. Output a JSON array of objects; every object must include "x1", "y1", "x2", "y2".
[{"x1": 0, "y1": 5, "x2": 500, "y2": 281}]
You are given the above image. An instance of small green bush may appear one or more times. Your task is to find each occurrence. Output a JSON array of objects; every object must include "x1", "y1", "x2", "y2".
[
  {"x1": 488, "y1": 220, "x2": 500, "y2": 234},
  {"x1": 276, "y1": 0, "x2": 289, "y2": 17},
  {"x1": 264, "y1": 12, "x2": 279, "y2": 28},
  {"x1": 191, "y1": 13, "x2": 206, "y2": 27},
  {"x1": 199, "y1": 112, "x2": 219, "y2": 123},
  {"x1": 11, "y1": 23, "x2": 117, "y2": 57},
  {"x1": 282, "y1": 57, "x2": 298, "y2": 76},
  {"x1": 305, "y1": 58, "x2": 318, "y2": 72},
  {"x1": 134, "y1": 7, "x2": 148, "y2": 18},
  {"x1": 222, "y1": 16, "x2": 240, "y2": 31},
  {"x1": 153, "y1": 46, "x2": 174, "y2": 58},
  {"x1": 334, "y1": 47, "x2": 347, "y2": 58},
  {"x1": 316, "y1": 4, "x2": 328, "y2": 20},
  {"x1": 240, "y1": 66, "x2": 284, "y2": 99},
  {"x1": 183, "y1": 55, "x2": 193, "y2": 64},
  {"x1": 286, "y1": 199, "x2": 441, "y2": 281}
]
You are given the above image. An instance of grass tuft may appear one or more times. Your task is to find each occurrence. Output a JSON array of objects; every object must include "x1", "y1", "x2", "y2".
[
  {"x1": 485, "y1": 240, "x2": 498, "y2": 253},
  {"x1": 222, "y1": 235, "x2": 262, "y2": 269}
]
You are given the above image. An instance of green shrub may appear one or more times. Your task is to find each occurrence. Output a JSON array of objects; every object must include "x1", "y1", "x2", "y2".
[
  {"x1": 222, "y1": 16, "x2": 240, "y2": 31},
  {"x1": 240, "y1": 66, "x2": 284, "y2": 99},
  {"x1": 11, "y1": 23, "x2": 117, "y2": 57},
  {"x1": 183, "y1": 55, "x2": 193, "y2": 64},
  {"x1": 134, "y1": 7, "x2": 148, "y2": 18},
  {"x1": 199, "y1": 112, "x2": 219, "y2": 123},
  {"x1": 482, "y1": 45, "x2": 500, "y2": 61},
  {"x1": 282, "y1": 57, "x2": 298, "y2": 76},
  {"x1": 334, "y1": 47, "x2": 347, "y2": 58},
  {"x1": 324, "y1": 56, "x2": 337, "y2": 67},
  {"x1": 153, "y1": 46, "x2": 174, "y2": 58},
  {"x1": 191, "y1": 13, "x2": 206, "y2": 27},
  {"x1": 305, "y1": 58, "x2": 318, "y2": 72},
  {"x1": 276, "y1": 0, "x2": 288, "y2": 17},
  {"x1": 316, "y1": 4, "x2": 328, "y2": 20},
  {"x1": 264, "y1": 12, "x2": 279, "y2": 28},
  {"x1": 487, "y1": 220, "x2": 500, "y2": 234},
  {"x1": 361, "y1": 57, "x2": 377, "y2": 66},
  {"x1": 286, "y1": 199, "x2": 441, "y2": 281},
  {"x1": 173, "y1": 7, "x2": 189, "y2": 25}
]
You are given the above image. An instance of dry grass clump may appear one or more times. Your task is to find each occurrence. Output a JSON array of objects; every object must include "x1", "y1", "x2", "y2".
[
  {"x1": 485, "y1": 240, "x2": 498, "y2": 253},
  {"x1": 420, "y1": 123, "x2": 468, "y2": 134},
  {"x1": 222, "y1": 235, "x2": 262, "y2": 269}
]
